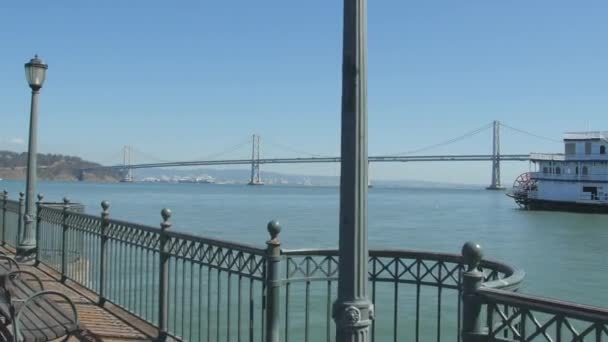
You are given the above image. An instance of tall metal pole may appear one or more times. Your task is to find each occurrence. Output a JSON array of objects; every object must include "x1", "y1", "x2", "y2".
[
  {"x1": 333, "y1": 0, "x2": 373, "y2": 340},
  {"x1": 18, "y1": 88, "x2": 40, "y2": 254}
]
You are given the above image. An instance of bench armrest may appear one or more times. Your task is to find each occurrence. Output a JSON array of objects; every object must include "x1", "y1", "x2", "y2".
[
  {"x1": 6, "y1": 270, "x2": 44, "y2": 297},
  {"x1": 0, "y1": 255, "x2": 20, "y2": 273},
  {"x1": 14, "y1": 290, "x2": 79, "y2": 341}
]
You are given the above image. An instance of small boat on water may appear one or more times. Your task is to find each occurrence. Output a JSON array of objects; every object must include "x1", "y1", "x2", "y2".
[
  {"x1": 509, "y1": 131, "x2": 608, "y2": 213},
  {"x1": 120, "y1": 174, "x2": 134, "y2": 183}
]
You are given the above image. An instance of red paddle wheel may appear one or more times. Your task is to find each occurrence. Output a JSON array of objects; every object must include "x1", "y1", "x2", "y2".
[{"x1": 510, "y1": 172, "x2": 538, "y2": 208}]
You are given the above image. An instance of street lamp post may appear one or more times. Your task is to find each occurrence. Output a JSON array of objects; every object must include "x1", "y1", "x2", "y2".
[
  {"x1": 18, "y1": 55, "x2": 48, "y2": 255},
  {"x1": 332, "y1": 0, "x2": 373, "y2": 341}
]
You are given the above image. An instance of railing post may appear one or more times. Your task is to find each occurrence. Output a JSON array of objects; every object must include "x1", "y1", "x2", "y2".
[
  {"x1": 17, "y1": 192, "x2": 24, "y2": 247},
  {"x1": 34, "y1": 194, "x2": 43, "y2": 265},
  {"x1": 1, "y1": 190, "x2": 7, "y2": 246},
  {"x1": 99, "y1": 200, "x2": 110, "y2": 305},
  {"x1": 265, "y1": 220, "x2": 282, "y2": 342},
  {"x1": 461, "y1": 242, "x2": 487, "y2": 342},
  {"x1": 158, "y1": 208, "x2": 171, "y2": 342},
  {"x1": 61, "y1": 197, "x2": 70, "y2": 282}
]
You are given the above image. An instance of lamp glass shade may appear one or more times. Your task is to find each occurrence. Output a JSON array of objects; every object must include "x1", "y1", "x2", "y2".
[{"x1": 24, "y1": 56, "x2": 48, "y2": 89}]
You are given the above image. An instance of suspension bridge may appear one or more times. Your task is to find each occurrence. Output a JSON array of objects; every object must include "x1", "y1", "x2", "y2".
[{"x1": 80, "y1": 121, "x2": 560, "y2": 189}]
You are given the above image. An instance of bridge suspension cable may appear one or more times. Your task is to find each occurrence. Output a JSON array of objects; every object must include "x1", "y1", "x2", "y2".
[
  {"x1": 500, "y1": 123, "x2": 562, "y2": 143},
  {"x1": 264, "y1": 139, "x2": 331, "y2": 158},
  {"x1": 118, "y1": 137, "x2": 252, "y2": 166},
  {"x1": 96, "y1": 150, "x2": 126, "y2": 166},
  {"x1": 129, "y1": 146, "x2": 175, "y2": 164},
  {"x1": 389, "y1": 122, "x2": 493, "y2": 156},
  {"x1": 192, "y1": 137, "x2": 252, "y2": 161}
]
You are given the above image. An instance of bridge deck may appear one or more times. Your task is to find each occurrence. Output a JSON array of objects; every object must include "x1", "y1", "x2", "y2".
[
  {"x1": 0, "y1": 246, "x2": 155, "y2": 342},
  {"x1": 83, "y1": 154, "x2": 531, "y2": 171}
]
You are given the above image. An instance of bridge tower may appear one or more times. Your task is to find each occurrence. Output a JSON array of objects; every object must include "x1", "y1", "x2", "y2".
[
  {"x1": 486, "y1": 120, "x2": 505, "y2": 190},
  {"x1": 77, "y1": 169, "x2": 86, "y2": 181},
  {"x1": 248, "y1": 135, "x2": 263, "y2": 185},
  {"x1": 121, "y1": 145, "x2": 133, "y2": 183}
]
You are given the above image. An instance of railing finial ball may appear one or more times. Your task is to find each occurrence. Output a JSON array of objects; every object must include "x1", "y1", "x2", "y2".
[
  {"x1": 63, "y1": 197, "x2": 70, "y2": 204},
  {"x1": 37, "y1": 194, "x2": 44, "y2": 201},
  {"x1": 101, "y1": 200, "x2": 110, "y2": 211},
  {"x1": 161, "y1": 208, "x2": 172, "y2": 221},
  {"x1": 462, "y1": 241, "x2": 483, "y2": 271},
  {"x1": 19, "y1": 192, "x2": 24, "y2": 198},
  {"x1": 267, "y1": 220, "x2": 281, "y2": 240},
  {"x1": 3, "y1": 189, "x2": 7, "y2": 195}
]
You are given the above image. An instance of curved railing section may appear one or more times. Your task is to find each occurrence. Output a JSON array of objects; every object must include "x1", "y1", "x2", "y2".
[
  {"x1": 479, "y1": 288, "x2": 608, "y2": 341},
  {"x1": 460, "y1": 242, "x2": 608, "y2": 342},
  {"x1": 281, "y1": 246, "x2": 523, "y2": 342}
]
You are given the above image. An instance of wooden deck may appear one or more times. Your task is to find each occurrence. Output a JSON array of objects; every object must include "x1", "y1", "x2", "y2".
[{"x1": 0, "y1": 247, "x2": 156, "y2": 342}]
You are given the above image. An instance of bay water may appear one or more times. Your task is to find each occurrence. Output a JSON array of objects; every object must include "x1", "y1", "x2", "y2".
[
  {"x1": 2, "y1": 180, "x2": 606, "y2": 305},
  {"x1": 1, "y1": 179, "x2": 607, "y2": 339}
]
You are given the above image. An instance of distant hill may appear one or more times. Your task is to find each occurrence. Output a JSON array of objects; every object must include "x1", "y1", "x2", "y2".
[{"x1": 0, "y1": 151, "x2": 123, "y2": 182}]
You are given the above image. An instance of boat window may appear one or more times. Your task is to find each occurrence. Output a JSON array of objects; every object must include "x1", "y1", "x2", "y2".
[
  {"x1": 583, "y1": 166, "x2": 589, "y2": 175},
  {"x1": 565, "y1": 143, "x2": 576, "y2": 155},
  {"x1": 583, "y1": 186, "x2": 598, "y2": 200},
  {"x1": 543, "y1": 167, "x2": 548, "y2": 174},
  {"x1": 555, "y1": 167, "x2": 561, "y2": 175},
  {"x1": 601, "y1": 146, "x2": 606, "y2": 154},
  {"x1": 585, "y1": 142, "x2": 592, "y2": 155}
]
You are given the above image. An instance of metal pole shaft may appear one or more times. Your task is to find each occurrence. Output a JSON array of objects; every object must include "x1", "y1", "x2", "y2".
[
  {"x1": 34, "y1": 194, "x2": 43, "y2": 265},
  {"x1": 17, "y1": 192, "x2": 24, "y2": 247},
  {"x1": 461, "y1": 242, "x2": 485, "y2": 342},
  {"x1": 61, "y1": 198, "x2": 69, "y2": 282},
  {"x1": 19, "y1": 90, "x2": 40, "y2": 253},
  {"x1": 333, "y1": 0, "x2": 373, "y2": 340},
  {"x1": 99, "y1": 201, "x2": 110, "y2": 305},
  {"x1": 1, "y1": 190, "x2": 6, "y2": 246},
  {"x1": 158, "y1": 208, "x2": 171, "y2": 342},
  {"x1": 265, "y1": 221, "x2": 281, "y2": 342}
]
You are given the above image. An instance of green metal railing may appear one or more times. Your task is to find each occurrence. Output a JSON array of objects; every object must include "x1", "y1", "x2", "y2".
[
  {"x1": 1, "y1": 190, "x2": 605, "y2": 341},
  {"x1": 460, "y1": 243, "x2": 608, "y2": 342},
  {"x1": 35, "y1": 199, "x2": 268, "y2": 341},
  {"x1": 1, "y1": 192, "x2": 22, "y2": 248},
  {"x1": 281, "y1": 248, "x2": 522, "y2": 342}
]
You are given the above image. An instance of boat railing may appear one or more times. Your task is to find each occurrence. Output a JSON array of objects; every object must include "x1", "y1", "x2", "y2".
[
  {"x1": 530, "y1": 153, "x2": 566, "y2": 161},
  {"x1": 2, "y1": 192, "x2": 607, "y2": 341},
  {"x1": 531, "y1": 152, "x2": 608, "y2": 162}
]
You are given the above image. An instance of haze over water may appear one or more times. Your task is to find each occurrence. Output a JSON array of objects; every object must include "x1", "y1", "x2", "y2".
[{"x1": 2, "y1": 180, "x2": 607, "y2": 307}]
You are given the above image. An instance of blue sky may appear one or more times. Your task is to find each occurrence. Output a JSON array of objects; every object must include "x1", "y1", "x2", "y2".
[{"x1": 1, "y1": 0, "x2": 607, "y2": 184}]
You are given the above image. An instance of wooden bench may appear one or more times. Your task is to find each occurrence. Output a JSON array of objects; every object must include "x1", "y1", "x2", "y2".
[
  {"x1": 0, "y1": 262, "x2": 80, "y2": 341},
  {"x1": 0, "y1": 255, "x2": 19, "y2": 288}
]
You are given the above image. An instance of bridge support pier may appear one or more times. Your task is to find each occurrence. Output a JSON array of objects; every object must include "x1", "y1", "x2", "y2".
[
  {"x1": 77, "y1": 169, "x2": 86, "y2": 182},
  {"x1": 487, "y1": 120, "x2": 505, "y2": 190},
  {"x1": 248, "y1": 134, "x2": 264, "y2": 185}
]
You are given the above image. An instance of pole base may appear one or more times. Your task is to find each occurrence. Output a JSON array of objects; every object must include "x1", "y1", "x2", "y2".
[
  {"x1": 486, "y1": 186, "x2": 506, "y2": 191},
  {"x1": 16, "y1": 244, "x2": 36, "y2": 262}
]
